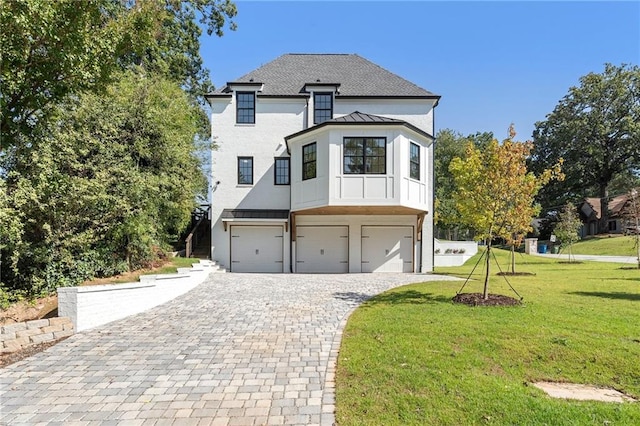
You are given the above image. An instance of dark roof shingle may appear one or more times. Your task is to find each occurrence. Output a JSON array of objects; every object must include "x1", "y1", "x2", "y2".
[{"x1": 212, "y1": 54, "x2": 438, "y2": 98}]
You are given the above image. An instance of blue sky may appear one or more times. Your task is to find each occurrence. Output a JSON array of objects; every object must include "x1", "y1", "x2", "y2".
[{"x1": 200, "y1": 1, "x2": 639, "y2": 140}]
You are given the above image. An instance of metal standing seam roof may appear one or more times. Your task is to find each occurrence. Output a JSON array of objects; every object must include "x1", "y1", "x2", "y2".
[
  {"x1": 208, "y1": 54, "x2": 439, "y2": 98},
  {"x1": 221, "y1": 209, "x2": 290, "y2": 220},
  {"x1": 284, "y1": 111, "x2": 434, "y2": 144}
]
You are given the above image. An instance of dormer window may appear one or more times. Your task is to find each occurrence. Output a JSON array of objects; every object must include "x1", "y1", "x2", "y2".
[
  {"x1": 314, "y1": 93, "x2": 333, "y2": 124},
  {"x1": 236, "y1": 92, "x2": 255, "y2": 124}
]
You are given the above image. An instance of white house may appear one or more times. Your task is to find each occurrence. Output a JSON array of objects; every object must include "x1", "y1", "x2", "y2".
[{"x1": 206, "y1": 54, "x2": 440, "y2": 273}]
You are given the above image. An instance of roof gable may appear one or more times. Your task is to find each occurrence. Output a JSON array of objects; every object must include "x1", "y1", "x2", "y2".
[{"x1": 211, "y1": 54, "x2": 438, "y2": 98}]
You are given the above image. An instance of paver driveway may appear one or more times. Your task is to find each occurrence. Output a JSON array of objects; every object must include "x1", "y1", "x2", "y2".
[{"x1": 1, "y1": 273, "x2": 458, "y2": 425}]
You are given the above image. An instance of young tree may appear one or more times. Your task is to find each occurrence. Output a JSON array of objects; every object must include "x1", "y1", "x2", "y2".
[
  {"x1": 553, "y1": 202, "x2": 582, "y2": 263},
  {"x1": 530, "y1": 64, "x2": 640, "y2": 233},
  {"x1": 435, "y1": 129, "x2": 493, "y2": 240},
  {"x1": 623, "y1": 189, "x2": 640, "y2": 269},
  {"x1": 450, "y1": 128, "x2": 563, "y2": 299}
]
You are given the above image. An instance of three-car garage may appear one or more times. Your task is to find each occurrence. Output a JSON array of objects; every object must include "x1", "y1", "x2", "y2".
[{"x1": 227, "y1": 220, "x2": 417, "y2": 273}]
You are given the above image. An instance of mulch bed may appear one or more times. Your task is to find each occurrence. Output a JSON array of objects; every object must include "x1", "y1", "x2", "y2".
[
  {"x1": 497, "y1": 272, "x2": 536, "y2": 276},
  {"x1": 452, "y1": 293, "x2": 522, "y2": 307}
]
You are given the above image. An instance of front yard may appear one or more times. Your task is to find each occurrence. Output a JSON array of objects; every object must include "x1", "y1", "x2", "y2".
[{"x1": 336, "y1": 249, "x2": 640, "y2": 425}]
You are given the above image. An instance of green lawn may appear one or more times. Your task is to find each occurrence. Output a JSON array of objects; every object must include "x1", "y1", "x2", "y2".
[
  {"x1": 567, "y1": 235, "x2": 638, "y2": 256},
  {"x1": 81, "y1": 256, "x2": 200, "y2": 285},
  {"x1": 336, "y1": 249, "x2": 640, "y2": 425}
]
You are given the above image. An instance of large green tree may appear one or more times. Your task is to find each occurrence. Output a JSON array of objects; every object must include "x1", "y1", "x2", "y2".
[
  {"x1": 0, "y1": 0, "x2": 121, "y2": 149},
  {"x1": 530, "y1": 64, "x2": 640, "y2": 233},
  {"x1": 1, "y1": 0, "x2": 237, "y2": 149},
  {"x1": 1, "y1": 0, "x2": 236, "y2": 299},
  {"x1": 1, "y1": 70, "x2": 207, "y2": 297}
]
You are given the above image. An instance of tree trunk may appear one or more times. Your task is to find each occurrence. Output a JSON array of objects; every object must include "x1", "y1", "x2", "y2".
[
  {"x1": 510, "y1": 245, "x2": 516, "y2": 274},
  {"x1": 483, "y1": 240, "x2": 491, "y2": 300},
  {"x1": 598, "y1": 184, "x2": 609, "y2": 235}
]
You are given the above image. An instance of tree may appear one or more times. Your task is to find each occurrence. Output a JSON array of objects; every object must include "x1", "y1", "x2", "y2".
[
  {"x1": 1, "y1": 0, "x2": 237, "y2": 149},
  {"x1": 1, "y1": 70, "x2": 207, "y2": 297},
  {"x1": 0, "y1": 0, "x2": 122, "y2": 149},
  {"x1": 1, "y1": 0, "x2": 237, "y2": 299},
  {"x1": 553, "y1": 202, "x2": 582, "y2": 263},
  {"x1": 530, "y1": 64, "x2": 640, "y2": 233},
  {"x1": 435, "y1": 129, "x2": 493, "y2": 240},
  {"x1": 450, "y1": 129, "x2": 563, "y2": 299},
  {"x1": 623, "y1": 189, "x2": 640, "y2": 269}
]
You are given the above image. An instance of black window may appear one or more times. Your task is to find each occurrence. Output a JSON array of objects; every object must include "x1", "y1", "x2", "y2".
[
  {"x1": 343, "y1": 137, "x2": 386, "y2": 174},
  {"x1": 314, "y1": 93, "x2": 333, "y2": 124},
  {"x1": 274, "y1": 157, "x2": 290, "y2": 185},
  {"x1": 302, "y1": 143, "x2": 317, "y2": 180},
  {"x1": 236, "y1": 92, "x2": 255, "y2": 124},
  {"x1": 410, "y1": 142, "x2": 420, "y2": 180},
  {"x1": 237, "y1": 157, "x2": 253, "y2": 184}
]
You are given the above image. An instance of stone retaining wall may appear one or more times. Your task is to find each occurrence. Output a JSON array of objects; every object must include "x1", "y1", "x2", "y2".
[{"x1": 1, "y1": 317, "x2": 74, "y2": 354}]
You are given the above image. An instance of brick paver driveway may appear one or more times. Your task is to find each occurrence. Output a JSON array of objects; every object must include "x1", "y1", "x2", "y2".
[{"x1": 1, "y1": 273, "x2": 458, "y2": 425}]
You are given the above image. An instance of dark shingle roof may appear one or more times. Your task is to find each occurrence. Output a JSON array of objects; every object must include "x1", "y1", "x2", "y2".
[{"x1": 211, "y1": 54, "x2": 438, "y2": 98}]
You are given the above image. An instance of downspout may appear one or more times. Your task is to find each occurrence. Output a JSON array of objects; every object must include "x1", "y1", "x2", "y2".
[{"x1": 431, "y1": 103, "x2": 438, "y2": 273}]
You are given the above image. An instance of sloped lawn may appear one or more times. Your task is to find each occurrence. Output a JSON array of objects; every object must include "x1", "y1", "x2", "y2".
[
  {"x1": 567, "y1": 235, "x2": 637, "y2": 257},
  {"x1": 336, "y1": 249, "x2": 640, "y2": 425}
]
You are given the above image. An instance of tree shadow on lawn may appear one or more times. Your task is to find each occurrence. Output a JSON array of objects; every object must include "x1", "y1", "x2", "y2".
[
  {"x1": 568, "y1": 291, "x2": 640, "y2": 301},
  {"x1": 335, "y1": 290, "x2": 451, "y2": 306}
]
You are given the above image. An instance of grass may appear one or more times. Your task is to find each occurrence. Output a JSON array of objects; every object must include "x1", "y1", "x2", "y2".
[
  {"x1": 336, "y1": 249, "x2": 640, "y2": 425},
  {"x1": 81, "y1": 256, "x2": 200, "y2": 286},
  {"x1": 567, "y1": 235, "x2": 638, "y2": 257}
]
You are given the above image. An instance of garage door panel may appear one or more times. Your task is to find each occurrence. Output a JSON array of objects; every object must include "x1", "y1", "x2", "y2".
[
  {"x1": 230, "y1": 226, "x2": 283, "y2": 273},
  {"x1": 296, "y1": 226, "x2": 348, "y2": 273},
  {"x1": 362, "y1": 226, "x2": 413, "y2": 273}
]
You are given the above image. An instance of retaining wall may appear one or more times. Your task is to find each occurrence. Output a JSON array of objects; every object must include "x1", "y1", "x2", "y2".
[
  {"x1": 58, "y1": 260, "x2": 215, "y2": 332},
  {"x1": 434, "y1": 239, "x2": 478, "y2": 267},
  {"x1": 1, "y1": 317, "x2": 74, "y2": 354}
]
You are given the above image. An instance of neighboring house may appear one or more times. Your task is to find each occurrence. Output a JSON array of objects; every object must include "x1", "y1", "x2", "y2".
[
  {"x1": 205, "y1": 54, "x2": 439, "y2": 273},
  {"x1": 579, "y1": 193, "x2": 635, "y2": 237}
]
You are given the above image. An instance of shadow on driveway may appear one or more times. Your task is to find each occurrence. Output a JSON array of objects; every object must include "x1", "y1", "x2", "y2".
[{"x1": 338, "y1": 289, "x2": 452, "y2": 306}]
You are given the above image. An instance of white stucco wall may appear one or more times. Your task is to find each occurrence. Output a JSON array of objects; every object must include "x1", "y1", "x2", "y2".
[
  {"x1": 209, "y1": 97, "x2": 303, "y2": 267},
  {"x1": 209, "y1": 93, "x2": 436, "y2": 272},
  {"x1": 334, "y1": 98, "x2": 435, "y2": 131}
]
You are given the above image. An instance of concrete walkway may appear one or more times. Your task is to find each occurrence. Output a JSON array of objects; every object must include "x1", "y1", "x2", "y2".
[
  {"x1": 531, "y1": 253, "x2": 638, "y2": 264},
  {"x1": 0, "y1": 273, "x2": 458, "y2": 426}
]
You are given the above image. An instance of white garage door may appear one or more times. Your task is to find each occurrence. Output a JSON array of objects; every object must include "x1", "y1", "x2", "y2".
[
  {"x1": 361, "y1": 226, "x2": 414, "y2": 272},
  {"x1": 296, "y1": 226, "x2": 349, "y2": 273},
  {"x1": 230, "y1": 226, "x2": 284, "y2": 273}
]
